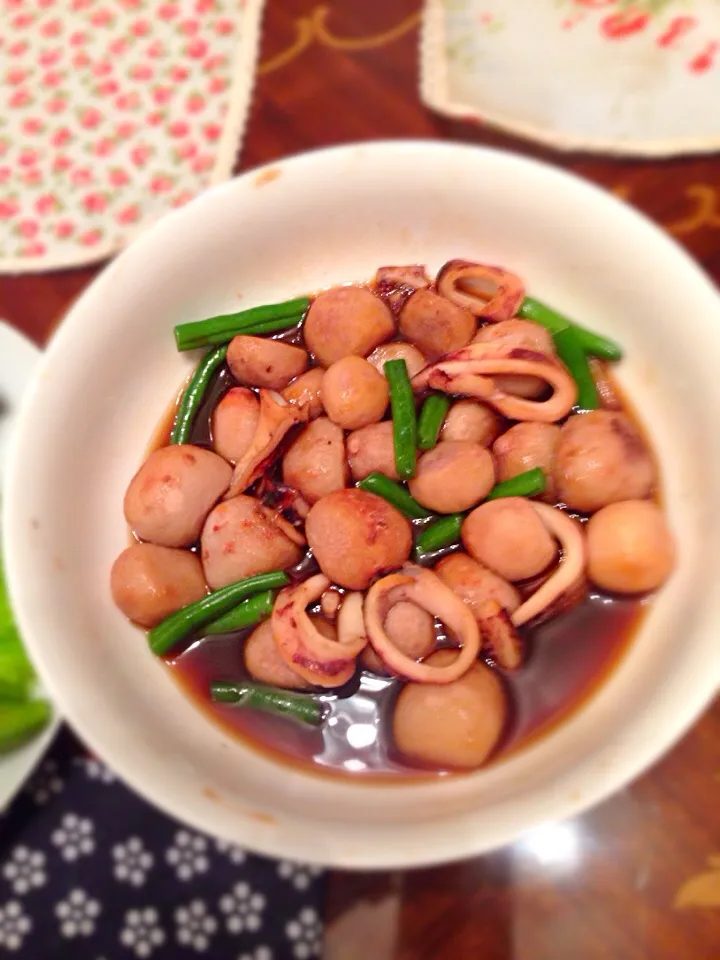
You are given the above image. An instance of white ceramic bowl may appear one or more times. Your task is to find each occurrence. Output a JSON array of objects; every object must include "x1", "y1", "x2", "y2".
[{"x1": 4, "y1": 141, "x2": 720, "y2": 869}]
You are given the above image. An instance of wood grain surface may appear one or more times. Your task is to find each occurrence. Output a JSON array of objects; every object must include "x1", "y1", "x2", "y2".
[{"x1": 2, "y1": 2, "x2": 719, "y2": 956}]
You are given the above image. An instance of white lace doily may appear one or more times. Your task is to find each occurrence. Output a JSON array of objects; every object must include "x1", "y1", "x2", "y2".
[{"x1": 422, "y1": 0, "x2": 720, "y2": 156}]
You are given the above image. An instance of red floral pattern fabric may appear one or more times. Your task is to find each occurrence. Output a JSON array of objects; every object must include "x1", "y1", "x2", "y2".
[{"x1": 0, "y1": 0, "x2": 263, "y2": 271}]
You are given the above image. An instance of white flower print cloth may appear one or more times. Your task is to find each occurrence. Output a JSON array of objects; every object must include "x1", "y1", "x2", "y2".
[
  {"x1": 0, "y1": 0, "x2": 265, "y2": 272},
  {"x1": 55, "y1": 888, "x2": 101, "y2": 939},
  {"x1": 0, "y1": 899, "x2": 32, "y2": 951},
  {"x1": 421, "y1": 0, "x2": 720, "y2": 155},
  {"x1": 0, "y1": 731, "x2": 325, "y2": 958},
  {"x1": 2, "y1": 847, "x2": 46, "y2": 896}
]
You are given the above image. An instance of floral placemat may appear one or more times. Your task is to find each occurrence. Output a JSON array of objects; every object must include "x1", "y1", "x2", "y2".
[
  {"x1": 0, "y1": 0, "x2": 264, "y2": 273},
  {"x1": 0, "y1": 729, "x2": 324, "y2": 959},
  {"x1": 421, "y1": 0, "x2": 720, "y2": 156}
]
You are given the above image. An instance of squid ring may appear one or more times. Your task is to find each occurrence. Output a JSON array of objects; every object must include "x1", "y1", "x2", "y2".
[
  {"x1": 512, "y1": 504, "x2": 586, "y2": 626},
  {"x1": 365, "y1": 565, "x2": 480, "y2": 683},
  {"x1": 436, "y1": 260, "x2": 525, "y2": 322},
  {"x1": 412, "y1": 343, "x2": 577, "y2": 422},
  {"x1": 271, "y1": 575, "x2": 365, "y2": 687}
]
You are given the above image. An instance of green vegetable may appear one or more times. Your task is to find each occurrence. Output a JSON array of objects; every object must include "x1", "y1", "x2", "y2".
[
  {"x1": 414, "y1": 514, "x2": 463, "y2": 558},
  {"x1": 149, "y1": 571, "x2": 290, "y2": 657},
  {"x1": 417, "y1": 395, "x2": 451, "y2": 451},
  {"x1": 210, "y1": 682, "x2": 325, "y2": 726},
  {"x1": 204, "y1": 590, "x2": 276, "y2": 635},
  {"x1": 0, "y1": 553, "x2": 35, "y2": 700},
  {"x1": 170, "y1": 345, "x2": 227, "y2": 445},
  {"x1": 174, "y1": 297, "x2": 310, "y2": 351},
  {"x1": 413, "y1": 468, "x2": 548, "y2": 557},
  {"x1": 0, "y1": 647, "x2": 34, "y2": 702},
  {"x1": 357, "y1": 473, "x2": 431, "y2": 520},
  {"x1": 0, "y1": 700, "x2": 51, "y2": 753},
  {"x1": 384, "y1": 359, "x2": 418, "y2": 480},
  {"x1": 0, "y1": 556, "x2": 22, "y2": 650},
  {"x1": 518, "y1": 296, "x2": 622, "y2": 362},
  {"x1": 0, "y1": 546, "x2": 50, "y2": 747},
  {"x1": 486, "y1": 466, "x2": 548, "y2": 501},
  {"x1": 573, "y1": 328, "x2": 622, "y2": 363},
  {"x1": 552, "y1": 327, "x2": 599, "y2": 412}
]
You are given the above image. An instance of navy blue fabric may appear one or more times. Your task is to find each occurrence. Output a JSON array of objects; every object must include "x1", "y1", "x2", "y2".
[{"x1": 0, "y1": 730, "x2": 325, "y2": 959}]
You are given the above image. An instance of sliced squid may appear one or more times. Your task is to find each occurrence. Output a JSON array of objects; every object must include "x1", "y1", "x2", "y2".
[
  {"x1": 412, "y1": 342, "x2": 578, "y2": 423},
  {"x1": 364, "y1": 565, "x2": 480, "y2": 684},
  {"x1": 512, "y1": 504, "x2": 586, "y2": 626},
  {"x1": 320, "y1": 588, "x2": 342, "y2": 621},
  {"x1": 477, "y1": 599, "x2": 523, "y2": 671},
  {"x1": 225, "y1": 389, "x2": 306, "y2": 500},
  {"x1": 271, "y1": 575, "x2": 365, "y2": 687},
  {"x1": 375, "y1": 264, "x2": 430, "y2": 312},
  {"x1": 337, "y1": 592, "x2": 367, "y2": 647},
  {"x1": 268, "y1": 511, "x2": 307, "y2": 548},
  {"x1": 436, "y1": 260, "x2": 525, "y2": 322}
]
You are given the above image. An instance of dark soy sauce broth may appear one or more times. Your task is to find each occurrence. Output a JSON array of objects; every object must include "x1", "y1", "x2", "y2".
[
  {"x1": 147, "y1": 289, "x2": 651, "y2": 780},
  {"x1": 171, "y1": 591, "x2": 644, "y2": 779}
]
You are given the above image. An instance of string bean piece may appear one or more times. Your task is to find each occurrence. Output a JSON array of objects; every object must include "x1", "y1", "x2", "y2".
[
  {"x1": 204, "y1": 590, "x2": 276, "y2": 635},
  {"x1": 417, "y1": 394, "x2": 451, "y2": 450},
  {"x1": 518, "y1": 296, "x2": 623, "y2": 362},
  {"x1": 384, "y1": 359, "x2": 417, "y2": 480},
  {"x1": 149, "y1": 571, "x2": 290, "y2": 656},
  {"x1": 414, "y1": 514, "x2": 463, "y2": 559},
  {"x1": 485, "y1": 467, "x2": 547, "y2": 501},
  {"x1": 414, "y1": 468, "x2": 548, "y2": 557},
  {"x1": 174, "y1": 297, "x2": 310, "y2": 351},
  {"x1": 357, "y1": 473, "x2": 431, "y2": 520},
  {"x1": 210, "y1": 682, "x2": 325, "y2": 726},
  {"x1": 552, "y1": 327, "x2": 599, "y2": 412},
  {"x1": 170, "y1": 345, "x2": 227, "y2": 445}
]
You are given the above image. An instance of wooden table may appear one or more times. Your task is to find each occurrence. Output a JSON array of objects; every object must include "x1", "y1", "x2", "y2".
[{"x1": 2, "y1": 2, "x2": 720, "y2": 957}]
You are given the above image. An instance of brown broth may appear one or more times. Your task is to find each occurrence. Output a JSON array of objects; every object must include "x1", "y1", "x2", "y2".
[
  {"x1": 143, "y1": 285, "x2": 652, "y2": 781},
  {"x1": 170, "y1": 592, "x2": 644, "y2": 779}
]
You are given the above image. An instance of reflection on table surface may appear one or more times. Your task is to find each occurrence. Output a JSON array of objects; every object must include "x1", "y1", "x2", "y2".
[{"x1": 1, "y1": 1, "x2": 719, "y2": 957}]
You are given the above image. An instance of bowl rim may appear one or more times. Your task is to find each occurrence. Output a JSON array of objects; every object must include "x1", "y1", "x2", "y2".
[{"x1": 5, "y1": 139, "x2": 720, "y2": 868}]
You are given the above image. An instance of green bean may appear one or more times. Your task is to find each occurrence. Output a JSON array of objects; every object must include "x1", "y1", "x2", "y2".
[
  {"x1": 417, "y1": 394, "x2": 451, "y2": 451},
  {"x1": 174, "y1": 297, "x2": 310, "y2": 351},
  {"x1": 170, "y1": 345, "x2": 227, "y2": 445},
  {"x1": 414, "y1": 514, "x2": 463, "y2": 558},
  {"x1": 384, "y1": 359, "x2": 417, "y2": 479},
  {"x1": 0, "y1": 700, "x2": 51, "y2": 753},
  {"x1": 357, "y1": 473, "x2": 431, "y2": 520},
  {"x1": 149, "y1": 571, "x2": 290, "y2": 656},
  {"x1": 552, "y1": 327, "x2": 598, "y2": 411},
  {"x1": 210, "y1": 682, "x2": 325, "y2": 726},
  {"x1": 517, "y1": 296, "x2": 568, "y2": 335},
  {"x1": 518, "y1": 296, "x2": 622, "y2": 362},
  {"x1": 485, "y1": 467, "x2": 547, "y2": 501},
  {"x1": 413, "y1": 468, "x2": 548, "y2": 557},
  {"x1": 204, "y1": 590, "x2": 276, "y2": 635}
]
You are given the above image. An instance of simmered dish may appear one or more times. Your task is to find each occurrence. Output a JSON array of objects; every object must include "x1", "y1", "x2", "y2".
[{"x1": 110, "y1": 261, "x2": 676, "y2": 776}]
